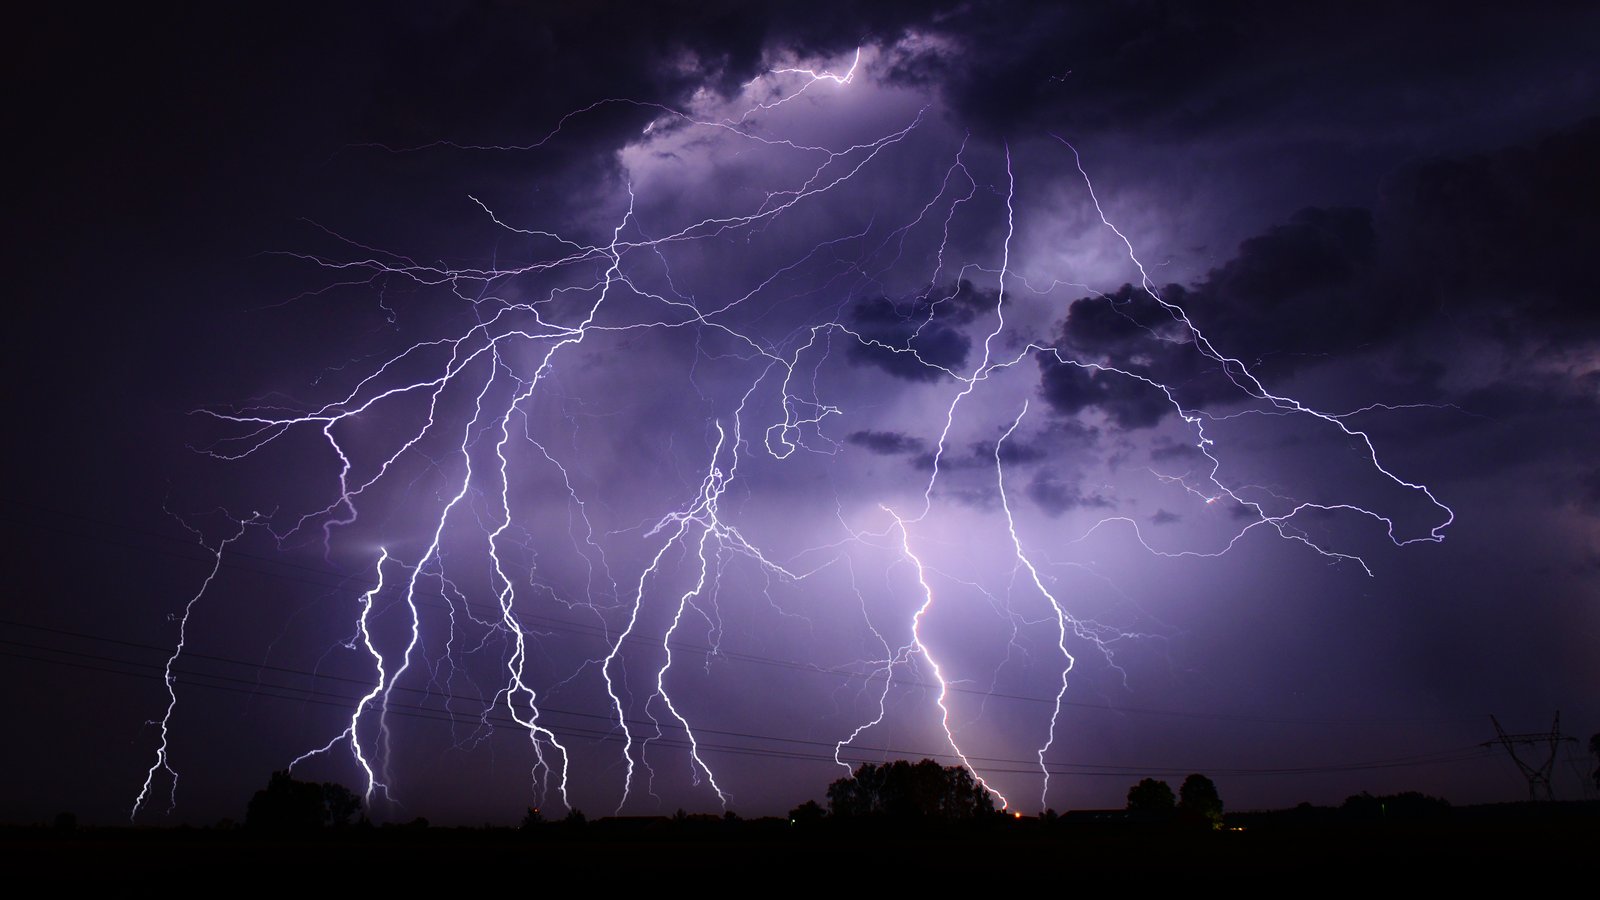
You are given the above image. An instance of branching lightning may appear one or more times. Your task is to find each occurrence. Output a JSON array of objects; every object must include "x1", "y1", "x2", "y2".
[
  {"x1": 133, "y1": 512, "x2": 262, "y2": 818},
  {"x1": 134, "y1": 46, "x2": 1453, "y2": 820},
  {"x1": 288, "y1": 548, "x2": 395, "y2": 802}
]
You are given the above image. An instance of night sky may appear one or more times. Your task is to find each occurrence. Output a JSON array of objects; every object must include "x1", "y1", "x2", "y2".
[{"x1": 7, "y1": 1, "x2": 1597, "y2": 827}]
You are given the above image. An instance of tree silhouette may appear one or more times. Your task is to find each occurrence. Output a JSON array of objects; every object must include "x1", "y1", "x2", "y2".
[
  {"x1": 826, "y1": 759, "x2": 995, "y2": 820},
  {"x1": 1341, "y1": 790, "x2": 1450, "y2": 821},
  {"x1": 1590, "y1": 732, "x2": 1599, "y2": 791},
  {"x1": 788, "y1": 799, "x2": 825, "y2": 826},
  {"x1": 322, "y1": 781, "x2": 361, "y2": 827},
  {"x1": 1177, "y1": 773, "x2": 1223, "y2": 828},
  {"x1": 1126, "y1": 777, "x2": 1176, "y2": 813},
  {"x1": 245, "y1": 770, "x2": 362, "y2": 831}
]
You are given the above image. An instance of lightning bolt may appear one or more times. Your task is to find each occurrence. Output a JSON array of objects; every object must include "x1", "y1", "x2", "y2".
[
  {"x1": 882, "y1": 507, "x2": 1012, "y2": 811},
  {"x1": 132, "y1": 511, "x2": 262, "y2": 820},
  {"x1": 137, "y1": 45, "x2": 1452, "y2": 820},
  {"x1": 289, "y1": 548, "x2": 394, "y2": 802}
]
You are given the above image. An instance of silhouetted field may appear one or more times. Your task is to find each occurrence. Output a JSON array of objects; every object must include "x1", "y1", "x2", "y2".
[{"x1": 7, "y1": 801, "x2": 1594, "y2": 885}]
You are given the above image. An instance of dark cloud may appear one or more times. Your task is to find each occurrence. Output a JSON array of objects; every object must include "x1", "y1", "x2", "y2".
[
  {"x1": 846, "y1": 429, "x2": 927, "y2": 455},
  {"x1": 1456, "y1": 381, "x2": 1594, "y2": 421},
  {"x1": 1058, "y1": 284, "x2": 1184, "y2": 353},
  {"x1": 1037, "y1": 118, "x2": 1600, "y2": 430},
  {"x1": 1228, "y1": 500, "x2": 1261, "y2": 520},
  {"x1": 1035, "y1": 284, "x2": 1210, "y2": 429},
  {"x1": 1402, "y1": 379, "x2": 1600, "y2": 511},
  {"x1": 1062, "y1": 207, "x2": 1386, "y2": 391},
  {"x1": 973, "y1": 437, "x2": 1046, "y2": 466},
  {"x1": 908, "y1": 418, "x2": 1096, "y2": 474},
  {"x1": 357, "y1": 1, "x2": 971, "y2": 144},
  {"x1": 1151, "y1": 509, "x2": 1181, "y2": 525},
  {"x1": 1037, "y1": 355, "x2": 1182, "y2": 430},
  {"x1": 1378, "y1": 117, "x2": 1600, "y2": 342},
  {"x1": 891, "y1": 2, "x2": 1599, "y2": 146},
  {"x1": 1574, "y1": 468, "x2": 1600, "y2": 516},
  {"x1": 1026, "y1": 469, "x2": 1113, "y2": 517},
  {"x1": 1223, "y1": 120, "x2": 1600, "y2": 365},
  {"x1": 846, "y1": 281, "x2": 994, "y2": 381},
  {"x1": 1149, "y1": 440, "x2": 1204, "y2": 463},
  {"x1": 1194, "y1": 207, "x2": 1388, "y2": 360}
]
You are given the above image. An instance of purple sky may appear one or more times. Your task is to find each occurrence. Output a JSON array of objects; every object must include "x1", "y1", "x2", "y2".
[{"x1": 7, "y1": 2, "x2": 1598, "y2": 826}]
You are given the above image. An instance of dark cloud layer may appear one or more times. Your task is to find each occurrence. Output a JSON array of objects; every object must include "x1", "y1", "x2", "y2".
[
  {"x1": 359, "y1": 1, "x2": 969, "y2": 143},
  {"x1": 847, "y1": 430, "x2": 927, "y2": 456},
  {"x1": 1380, "y1": 118, "x2": 1600, "y2": 337},
  {"x1": 895, "y1": 1, "x2": 1600, "y2": 146},
  {"x1": 1037, "y1": 118, "x2": 1600, "y2": 433},
  {"x1": 846, "y1": 280, "x2": 994, "y2": 381},
  {"x1": 1026, "y1": 469, "x2": 1113, "y2": 517}
]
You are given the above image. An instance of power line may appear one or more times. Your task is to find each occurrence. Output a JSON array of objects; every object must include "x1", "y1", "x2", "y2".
[
  {"x1": 7, "y1": 499, "x2": 1484, "y2": 730},
  {"x1": 0, "y1": 632, "x2": 1494, "y2": 781},
  {"x1": 0, "y1": 548, "x2": 1478, "y2": 733}
]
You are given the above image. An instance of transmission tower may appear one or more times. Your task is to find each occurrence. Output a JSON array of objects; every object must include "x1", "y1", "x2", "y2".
[{"x1": 1486, "y1": 712, "x2": 1577, "y2": 802}]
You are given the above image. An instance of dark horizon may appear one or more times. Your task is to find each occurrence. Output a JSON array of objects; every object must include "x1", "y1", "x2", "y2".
[{"x1": 6, "y1": 1, "x2": 1597, "y2": 828}]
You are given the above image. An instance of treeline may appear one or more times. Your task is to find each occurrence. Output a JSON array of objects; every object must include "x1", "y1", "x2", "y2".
[{"x1": 49, "y1": 760, "x2": 1595, "y2": 837}]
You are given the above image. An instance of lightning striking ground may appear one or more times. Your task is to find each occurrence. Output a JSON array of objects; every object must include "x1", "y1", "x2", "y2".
[{"x1": 134, "y1": 46, "x2": 1454, "y2": 821}]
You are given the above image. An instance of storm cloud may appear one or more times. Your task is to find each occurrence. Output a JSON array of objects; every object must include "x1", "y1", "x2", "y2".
[{"x1": 9, "y1": 2, "x2": 1598, "y2": 830}]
